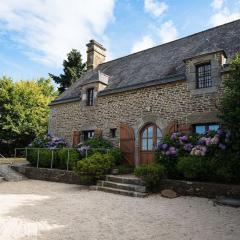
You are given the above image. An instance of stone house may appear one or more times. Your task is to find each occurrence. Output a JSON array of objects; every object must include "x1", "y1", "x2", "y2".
[{"x1": 48, "y1": 20, "x2": 240, "y2": 166}]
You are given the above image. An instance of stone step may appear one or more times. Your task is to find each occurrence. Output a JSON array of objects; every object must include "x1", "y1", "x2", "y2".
[
  {"x1": 0, "y1": 176, "x2": 5, "y2": 182},
  {"x1": 105, "y1": 175, "x2": 145, "y2": 186},
  {"x1": 97, "y1": 180, "x2": 147, "y2": 193},
  {"x1": 0, "y1": 164, "x2": 27, "y2": 182},
  {"x1": 95, "y1": 186, "x2": 148, "y2": 198}
]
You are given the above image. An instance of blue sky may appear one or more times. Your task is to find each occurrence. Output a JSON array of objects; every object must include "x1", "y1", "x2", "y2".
[{"x1": 0, "y1": 0, "x2": 240, "y2": 81}]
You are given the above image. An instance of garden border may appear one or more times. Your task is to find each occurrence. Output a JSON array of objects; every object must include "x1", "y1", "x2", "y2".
[
  {"x1": 12, "y1": 165, "x2": 89, "y2": 185},
  {"x1": 12, "y1": 165, "x2": 240, "y2": 198},
  {"x1": 159, "y1": 179, "x2": 240, "y2": 198}
]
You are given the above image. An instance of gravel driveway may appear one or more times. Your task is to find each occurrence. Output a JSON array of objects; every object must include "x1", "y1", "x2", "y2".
[{"x1": 0, "y1": 180, "x2": 239, "y2": 240}]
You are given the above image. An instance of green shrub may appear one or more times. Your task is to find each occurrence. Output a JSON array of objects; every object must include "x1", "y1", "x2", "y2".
[
  {"x1": 212, "y1": 150, "x2": 240, "y2": 183},
  {"x1": 75, "y1": 152, "x2": 115, "y2": 181},
  {"x1": 177, "y1": 155, "x2": 212, "y2": 180},
  {"x1": 58, "y1": 148, "x2": 80, "y2": 170},
  {"x1": 134, "y1": 164, "x2": 165, "y2": 191},
  {"x1": 115, "y1": 165, "x2": 134, "y2": 174},
  {"x1": 154, "y1": 149, "x2": 179, "y2": 178},
  {"x1": 26, "y1": 149, "x2": 38, "y2": 166},
  {"x1": 27, "y1": 149, "x2": 56, "y2": 168},
  {"x1": 108, "y1": 148, "x2": 123, "y2": 165},
  {"x1": 85, "y1": 137, "x2": 113, "y2": 149},
  {"x1": 219, "y1": 54, "x2": 240, "y2": 165}
]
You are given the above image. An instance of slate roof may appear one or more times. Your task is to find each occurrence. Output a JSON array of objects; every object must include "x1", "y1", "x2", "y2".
[{"x1": 50, "y1": 20, "x2": 240, "y2": 105}]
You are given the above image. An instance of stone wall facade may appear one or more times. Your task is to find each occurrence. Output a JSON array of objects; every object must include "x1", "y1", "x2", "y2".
[
  {"x1": 49, "y1": 79, "x2": 223, "y2": 142},
  {"x1": 49, "y1": 51, "x2": 228, "y2": 165}
]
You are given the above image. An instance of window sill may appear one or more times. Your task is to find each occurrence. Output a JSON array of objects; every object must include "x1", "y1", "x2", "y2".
[{"x1": 190, "y1": 86, "x2": 217, "y2": 95}]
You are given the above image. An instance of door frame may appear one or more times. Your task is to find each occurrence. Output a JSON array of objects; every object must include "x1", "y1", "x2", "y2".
[
  {"x1": 120, "y1": 123, "x2": 135, "y2": 166},
  {"x1": 138, "y1": 122, "x2": 162, "y2": 165}
]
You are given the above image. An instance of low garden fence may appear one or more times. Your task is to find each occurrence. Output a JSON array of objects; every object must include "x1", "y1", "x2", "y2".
[
  {"x1": 14, "y1": 147, "x2": 111, "y2": 171},
  {"x1": 0, "y1": 153, "x2": 6, "y2": 159}
]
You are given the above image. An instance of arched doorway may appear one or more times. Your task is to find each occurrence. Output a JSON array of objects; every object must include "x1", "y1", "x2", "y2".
[{"x1": 139, "y1": 123, "x2": 162, "y2": 164}]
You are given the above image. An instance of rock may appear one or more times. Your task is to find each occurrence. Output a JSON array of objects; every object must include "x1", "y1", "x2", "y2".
[
  {"x1": 214, "y1": 197, "x2": 240, "y2": 208},
  {"x1": 111, "y1": 169, "x2": 119, "y2": 175},
  {"x1": 161, "y1": 189, "x2": 178, "y2": 199}
]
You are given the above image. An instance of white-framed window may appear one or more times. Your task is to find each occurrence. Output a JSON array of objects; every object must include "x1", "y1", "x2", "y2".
[
  {"x1": 196, "y1": 63, "x2": 212, "y2": 89},
  {"x1": 86, "y1": 88, "x2": 94, "y2": 106},
  {"x1": 83, "y1": 130, "x2": 94, "y2": 140},
  {"x1": 194, "y1": 123, "x2": 220, "y2": 134}
]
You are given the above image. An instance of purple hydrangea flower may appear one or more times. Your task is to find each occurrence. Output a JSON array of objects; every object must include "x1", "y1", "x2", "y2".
[
  {"x1": 77, "y1": 145, "x2": 91, "y2": 156},
  {"x1": 179, "y1": 135, "x2": 188, "y2": 142},
  {"x1": 171, "y1": 133, "x2": 178, "y2": 140},
  {"x1": 217, "y1": 129, "x2": 223, "y2": 136},
  {"x1": 161, "y1": 143, "x2": 168, "y2": 150},
  {"x1": 183, "y1": 143, "x2": 193, "y2": 152},
  {"x1": 169, "y1": 146, "x2": 177, "y2": 156},
  {"x1": 205, "y1": 138, "x2": 212, "y2": 146},
  {"x1": 197, "y1": 138, "x2": 206, "y2": 145},
  {"x1": 219, "y1": 143, "x2": 226, "y2": 150}
]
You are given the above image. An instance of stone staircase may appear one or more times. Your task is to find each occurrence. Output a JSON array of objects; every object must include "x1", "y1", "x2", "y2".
[
  {"x1": 0, "y1": 164, "x2": 27, "y2": 182},
  {"x1": 0, "y1": 175, "x2": 5, "y2": 183},
  {"x1": 94, "y1": 175, "x2": 148, "y2": 198}
]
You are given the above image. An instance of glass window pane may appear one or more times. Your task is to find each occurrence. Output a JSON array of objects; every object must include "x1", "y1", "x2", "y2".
[
  {"x1": 142, "y1": 129, "x2": 147, "y2": 138},
  {"x1": 142, "y1": 139, "x2": 147, "y2": 150},
  {"x1": 209, "y1": 124, "x2": 220, "y2": 131},
  {"x1": 157, "y1": 128, "x2": 162, "y2": 138},
  {"x1": 148, "y1": 126, "x2": 153, "y2": 138},
  {"x1": 157, "y1": 138, "x2": 162, "y2": 148},
  {"x1": 195, "y1": 125, "x2": 205, "y2": 134},
  {"x1": 148, "y1": 139, "x2": 153, "y2": 150}
]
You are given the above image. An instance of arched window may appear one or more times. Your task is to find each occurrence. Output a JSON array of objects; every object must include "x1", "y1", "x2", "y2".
[{"x1": 141, "y1": 124, "x2": 162, "y2": 151}]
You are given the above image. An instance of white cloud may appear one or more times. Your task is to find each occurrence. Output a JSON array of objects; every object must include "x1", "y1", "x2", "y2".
[
  {"x1": 210, "y1": 0, "x2": 240, "y2": 26},
  {"x1": 158, "y1": 20, "x2": 178, "y2": 44},
  {"x1": 131, "y1": 36, "x2": 155, "y2": 53},
  {"x1": 0, "y1": 0, "x2": 115, "y2": 66},
  {"x1": 130, "y1": 20, "x2": 178, "y2": 54},
  {"x1": 144, "y1": 0, "x2": 168, "y2": 17},
  {"x1": 211, "y1": 0, "x2": 224, "y2": 10}
]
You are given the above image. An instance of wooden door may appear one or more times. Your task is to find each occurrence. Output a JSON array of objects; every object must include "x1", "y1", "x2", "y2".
[
  {"x1": 140, "y1": 124, "x2": 162, "y2": 164},
  {"x1": 120, "y1": 124, "x2": 135, "y2": 166},
  {"x1": 72, "y1": 131, "x2": 80, "y2": 147}
]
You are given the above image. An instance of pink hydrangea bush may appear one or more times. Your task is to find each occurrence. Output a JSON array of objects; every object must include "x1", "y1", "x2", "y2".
[
  {"x1": 158, "y1": 129, "x2": 230, "y2": 158},
  {"x1": 155, "y1": 129, "x2": 231, "y2": 179}
]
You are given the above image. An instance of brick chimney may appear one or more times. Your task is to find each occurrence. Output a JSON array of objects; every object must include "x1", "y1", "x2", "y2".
[{"x1": 86, "y1": 40, "x2": 106, "y2": 70}]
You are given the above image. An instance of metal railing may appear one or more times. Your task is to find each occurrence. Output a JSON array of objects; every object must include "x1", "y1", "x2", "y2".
[
  {"x1": 0, "y1": 154, "x2": 6, "y2": 159},
  {"x1": 14, "y1": 147, "x2": 110, "y2": 170}
]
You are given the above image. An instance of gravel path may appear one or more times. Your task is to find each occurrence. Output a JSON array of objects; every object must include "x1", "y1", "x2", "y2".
[{"x1": 0, "y1": 180, "x2": 240, "y2": 240}]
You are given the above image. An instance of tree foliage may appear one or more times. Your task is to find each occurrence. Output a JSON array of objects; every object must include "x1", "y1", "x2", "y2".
[
  {"x1": 0, "y1": 77, "x2": 57, "y2": 155},
  {"x1": 219, "y1": 54, "x2": 240, "y2": 147},
  {"x1": 49, "y1": 49, "x2": 86, "y2": 93}
]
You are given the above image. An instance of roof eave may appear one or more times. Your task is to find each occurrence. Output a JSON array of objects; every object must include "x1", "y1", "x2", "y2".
[
  {"x1": 183, "y1": 49, "x2": 227, "y2": 63},
  {"x1": 49, "y1": 96, "x2": 81, "y2": 106},
  {"x1": 98, "y1": 73, "x2": 186, "y2": 96}
]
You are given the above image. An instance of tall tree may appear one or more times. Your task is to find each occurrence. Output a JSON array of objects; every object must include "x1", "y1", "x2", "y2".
[
  {"x1": 0, "y1": 77, "x2": 57, "y2": 155},
  {"x1": 219, "y1": 54, "x2": 240, "y2": 145},
  {"x1": 218, "y1": 54, "x2": 240, "y2": 179},
  {"x1": 49, "y1": 49, "x2": 86, "y2": 93}
]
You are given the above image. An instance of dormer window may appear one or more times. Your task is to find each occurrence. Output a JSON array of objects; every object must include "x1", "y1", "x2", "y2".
[
  {"x1": 196, "y1": 63, "x2": 212, "y2": 89},
  {"x1": 86, "y1": 88, "x2": 94, "y2": 106}
]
